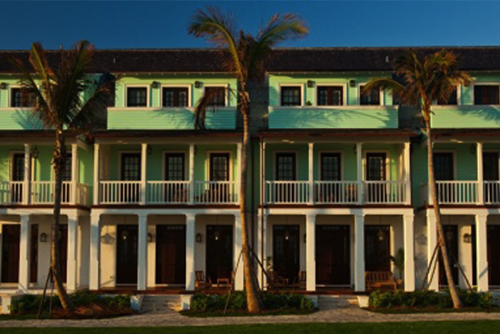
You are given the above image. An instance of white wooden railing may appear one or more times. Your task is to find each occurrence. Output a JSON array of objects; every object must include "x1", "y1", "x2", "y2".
[
  {"x1": 484, "y1": 181, "x2": 500, "y2": 204},
  {"x1": 265, "y1": 181, "x2": 310, "y2": 204},
  {"x1": 435, "y1": 181, "x2": 478, "y2": 205},
  {"x1": 0, "y1": 181, "x2": 89, "y2": 206},
  {"x1": 314, "y1": 181, "x2": 358, "y2": 204},
  {"x1": 99, "y1": 181, "x2": 141, "y2": 204},
  {"x1": 0, "y1": 181, "x2": 24, "y2": 204},
  {"x1": 364, "y1": 181, "x2": 406, "y2": 204},
  {"x1": 193, "y1": 181, "x2": 237, "y2": 204},
  {"x1": 147, "y1": 181, "x2": 190, "y2": 204}
]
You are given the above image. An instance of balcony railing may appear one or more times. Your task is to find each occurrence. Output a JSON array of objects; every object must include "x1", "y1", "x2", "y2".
[
  {"x1": 0, "y1": 181, "x2": 90, "y2": 206},
  {"x1": 99, "y1": 181, "x2": 142, "y2": 204},
  {"x1": 421, "y1": 180, "x2": 500, "y2": 205},
  {"x1": 265, "y1": 180, "x2": 407, "y2": 205},
  {"x1": 0, "y1": 181, "x2": 24, "y2": 204}
]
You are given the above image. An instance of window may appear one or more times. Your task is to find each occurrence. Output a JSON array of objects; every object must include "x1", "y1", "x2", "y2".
[
  {"x1": 11, "y1": 153, "x2": 25, "y2": 181},
  {"x1": 10, "y1": 88, "x2": 34, "y2": 108},
  {"x1": 317, "y1": 86, "x2": 343, "y2": 106},
  {"x1": 126, "y1": 87, "x2": 148, "y2": 107},
  {"x1": 433, "y1": 153, "x2": 454, "y2": 181},
  {"x1": 62, "y1": 153, "x2": 72, "y2": 181},
  {"x1": 205, "y1": 87, "x2": 226, "y2": 107},
  {"x1": 165, "y1": 153, "x2": 185, "y2": 181},
  {"x1": 366, "y1": 153, "x2": 386, "y2": 181},
  {"x1": 276, "y1": 153, "x2": 296, "y2": 181},
  {"x1": 474, "y1": 85, "x2": 500, "y2": 105},
  {"x1": 162, "y1": 87, "x2": 189, "y2": 107},
  {"x1": 280, "y1": 86, "x2": 301, "y2": 106},
  {"x1": 121, "y1": 153, "x2": 141, "y2": 181},
  {"x1": 360, "y1": 85, "x2": 381, "y2": 105},
  {"x1": 209, "y1": 153, "x2": 230, "y2": 181},
  {"x1": 320, "y1": 153, "x2": 341, "y2": 181},
  {"x1": 437, "y1": 87, "x2": 458, "y2": 105}
]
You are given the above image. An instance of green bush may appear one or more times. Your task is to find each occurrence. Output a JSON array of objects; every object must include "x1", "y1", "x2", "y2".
[{"x1": 369, "y1": 289, "x2": 493, "y2": 309}]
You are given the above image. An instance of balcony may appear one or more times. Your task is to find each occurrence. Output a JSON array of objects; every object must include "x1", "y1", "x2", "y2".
[
  {"x1": 0, "y1": 181, "x2": 90, "y2": 206},
  {"x1": 97, "y1": 180, "x2": 238, "y2": 205},
  {"x1": 430, "y1": 105, "x2": 500, "y2": 129},
  {"x1": 264, "y1": 180, "x2": 407, "y2": 205},
  {"x1": 421, "y1": 181, "x2": 500, "y2": 206}
]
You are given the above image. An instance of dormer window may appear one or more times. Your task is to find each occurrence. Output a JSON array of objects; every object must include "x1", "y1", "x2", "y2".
[
  {"x1": 126, "y1": 87, "x2": 148, "y2": 107},
  {"x1": 474, "y1": 85, "x2": 500, "y2": 105},
  {"x1": 360, "y1": 85, "x2": 381, "y2": 105},
  {"x1": 10, "y1": 88, "x2": 34, "y2": 108},
  {"x1": 437, "y1": 87, "x2": 458, "y2": 105},
  {"x1": 281, "y1": 86, "x2": 301, "y2": 106}
]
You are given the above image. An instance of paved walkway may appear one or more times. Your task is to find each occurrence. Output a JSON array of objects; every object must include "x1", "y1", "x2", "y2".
[{"x1": 1, "y1": 301, "x2": 500, "y2": 327}]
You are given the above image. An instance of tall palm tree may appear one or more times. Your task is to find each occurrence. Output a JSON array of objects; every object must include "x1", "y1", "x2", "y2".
[
  {"x1": 188, "y1": 7, "x2": 308, "y2": 313},
  {"x1": 363, "y1": 49, "x2": 471, "y2": 309},
  {"x1": 10, "y1": 41, "x2": 117, "y2": 310}
]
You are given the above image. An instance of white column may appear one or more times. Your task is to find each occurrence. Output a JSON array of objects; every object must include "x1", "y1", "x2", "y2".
[
  {"x1": 356, "y1": 143, "x2": 363, "y2": 204},
  {"x1": 477, "y1": 142, "x2": 484, "y2": 205},
  {"x1": 308, "y1": 143, "x2": 314, "y2": 205},
  {"x1": 93, "y1": 144, "x2": 100, "y2": 205},
  {"x1": 67, "y1": 214, "x2": 79, "y2": 292},
  {"x1": 185, "y1": 214, "x2": 196, "y2": 291},
  {"x1": 23, "y1": 144, "x2": 31, "y2": 205},
  {"x1": 140, "y1": 143, "x2": 147, "y2": 205},
  {"x1": 236, "y1": 143, "x2": 242, "y2": 203},
  {"x1": 89, "y1": 214, "x2": 101, "y2": 290},
  {"x1": 261, "y1": 214, "x2": 268, "y2": 289},
  {"x1": 137, "y1": 214, "x2": 148, "y2": 291},
  {"x1": 233, "y1": 214, "x2": 244, "y2": 290},
  {"x1": 71, "y1": 144, "x2": 79, "y2": 205},
  {"x1": 426, "y1": 211, "x2": 439, "y2": 290},
  {"x1": 403, "y1": 215, "x2": 415, "y2": 291},
  {"x1": 189, "y1": 144, "x2": 195, "y2": 204},
  {"x1": 354, "y1": 213, "x2": 365, "y2": 292},
  {"x1": 306, "y1": 213, "x2": 316, "y2": 291},
  {"x1": 476, "y1": 214, "x2": 489, "y2": 292},
  {"x1": 262, "y1": 142, "x2": 266, "y2": 205},
  {"x1": 404, "y1": 142, "x2": 412, "y2": 205},
  {"x1": 18, "y1": 215, "x2": 30, "y2": 292}
]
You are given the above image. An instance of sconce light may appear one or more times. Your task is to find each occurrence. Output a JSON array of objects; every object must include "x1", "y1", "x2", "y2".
[
  {"x1": 463, "y1": 233, "x2": 472, "y2": 244},
  {"x1": 194, "y1": 81, "x2": 202, "y2": 89},
  {"x1": 147, "y1": 144, "x2": 153, "y2": 155},
  {"x1": 349, "y1": 79, "x2": 356, "y2": 88},
  {"x1": 303, "y1": 233, "x2": 306, "y2": 243},
  {"x1": 31, "y1": 145, "x2": 39, "y2": 159},
  {"x1": 40, "y1": 232, "x2": 48, "y2": 243},
  {"x1": 121, "y1": 230, "x2": 129, "y2": 241},
  {"x1": 284, "y1": 230, "x2": 290, "y2": 241},
  {"x1": 0, "y1": 82, "x2": 6, "y2": 90},
  {"x1": 147, "y1": 233, "x2": 154, "y2": 243},
  {"x1": 377, "y1": 229, "x2": 386, "y2": 242},
  {"x1": 469, "y1": 144, "x2": 477, "y2": 155},
  {"x1": 214, "y1": 230, "x2": 220, "y2": 241},
  {"x1": 151, "y1": 81, "x2": 160, "y2": 89},
  {"x1": 196, "y1": 233, "x2": 202, "y2": 243},
  {"x1": 307, "y1": 80, "x2": 314, "y2": 88}
]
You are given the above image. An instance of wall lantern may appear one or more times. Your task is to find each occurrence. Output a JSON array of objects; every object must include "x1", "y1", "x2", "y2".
[
  {"x1": 151, "y1": 81, "x2": 160, "y2": 89},
  {"x1": 377, "y1": 229, "x2": 386, "y2": 242},
  {"x1": 121, "y1": 230, "x2": 129, "y2": 241},
  {"x1": 31, "y1": 145, "x2": 39, "y2": 159},
  {"x1": 303, "y1": 233, "x2": 307, "y2": 243},
  {"x1": 147, "y1": 233, "x2": 154, "y2": 243},
  {"x1": 349, "y1": 79, "x2": 356, "y2": 87},
  {"x1": 40, "y1": 232, "x2": 48, "y2": 243},
  {"x1": 0, "y1": 82, "x2": 6, "y2": 90},
  {"x1": 307, "y1": 80, "x2": 314, "y2": 88},
  {"x1": 463, "y1": 233, "x2": 472, "y2": 244},
  {"x1": 469, "y1": 144, "x2": 477, "y2": 155},
  {"x1": 194, "y1": 81, "x2": 202, "y2": 89},
  {"x1": 196, "y1": 233, "x2": 203, "y2": 243},
  {"x1": 147, "y1": 144, "x2": 153, "y2": 155}
]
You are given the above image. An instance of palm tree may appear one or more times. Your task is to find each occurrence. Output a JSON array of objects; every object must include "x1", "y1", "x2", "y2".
[
  {"x1": 188, "y1": 7, "x2": 308, "y2": 313},
  {"x1": 10, "y1": 41, "x2": 117, "y2": 310},
  {"x1": 363, "y1": 49, "x2": 470, "y2": 309}
]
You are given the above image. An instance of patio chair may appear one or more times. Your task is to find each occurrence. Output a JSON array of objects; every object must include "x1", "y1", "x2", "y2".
[{"x1": 195, "y1": 271, "x2": 212, "y2": 291}]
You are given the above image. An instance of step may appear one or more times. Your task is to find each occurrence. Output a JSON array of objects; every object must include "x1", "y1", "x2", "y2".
[{"x1": 140, "y1": 295, "x2": 181, "y2": 313}]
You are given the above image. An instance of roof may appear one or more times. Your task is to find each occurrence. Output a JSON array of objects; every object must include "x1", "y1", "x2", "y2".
[{"x1": 2, "y1": 46, "x2": 500, "y2": 74}]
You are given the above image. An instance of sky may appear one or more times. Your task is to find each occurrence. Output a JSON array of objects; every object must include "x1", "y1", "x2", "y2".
[{"x1": 1, "y1": 1, "x2": 500, "y2": 50}]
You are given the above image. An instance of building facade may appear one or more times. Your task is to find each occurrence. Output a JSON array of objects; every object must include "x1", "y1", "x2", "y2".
[{"x1": 1, "y1": 47, "x2": 500, "y2": 296}]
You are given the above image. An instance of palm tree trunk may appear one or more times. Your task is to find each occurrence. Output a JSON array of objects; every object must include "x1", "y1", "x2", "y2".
[
  {"x1": 241, "y1": 105, "x2": 264, "y2": 313},
  {"x1": 426, "y1": 119, "x2": 463, "y2": 309},
  {"x1": 52, "y1": 132, "x2": 74, "y2": 311}
]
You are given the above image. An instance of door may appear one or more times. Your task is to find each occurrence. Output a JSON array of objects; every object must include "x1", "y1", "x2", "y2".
[
  {"x1": 273, "y1": 225, "x2": 300, "y2": 284},
  {"x1": 365, "y1": 153, "x2": 387, "y2": 202},
  {"x1": 483, "y1": 152, "x2": 499, "y2": 203},
  {"x1": 206, "y1": 225, "x2": 233, "y2": 283},
  {"x1": 30, "y1": 224, "x2": 38, "y2": 284},
  {"x1": 121, "y1": 153, "x2": 141, "y2": 202},
  {"x1": 164, "y1": 153, "x2": 187, "y2": 202},
  {"x1": 439, "y1": 225, "x2": 459, "y2": 286},
  {"x1": 365, "y1": 225, "x2": 391, "y2": 272},
  {"x1": 116, "y1": 225, "x2": 138, "y2": 285},
  {"x1": 433, "y1": 153, "x2": 454, "y2": 203},
  {"x1": 11, "y1": 153, "x2": 25, "y2": 203},
  {"x1": 316, "y1": 225, "x2": 350, "y2": 285},
  {"x1": 156, "y1": 225, "x2": 186, "y2": 285},
  {"x1": 1, "y1": 225, "x2": 20, "y2": 283},
  {"x1": 318, "y1": 153, "x2": 343, "y2": 202},
  {"x1": 488, "y1": 225, "x2": 500, "y2": 285},
  {"x1": 209, "y1": 153, "x2": 231, "y2": 202},
  {"x1": 58, "y1": 225, "x2": 68, "y2": 283},
  {"x1": 61, "y1": 153, "x2": 72, "y2": 203},
  {"x1": 275, "y1": 153, "x2": 297, "y2": 202}
]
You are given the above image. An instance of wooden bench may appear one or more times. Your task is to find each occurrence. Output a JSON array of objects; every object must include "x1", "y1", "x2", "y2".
[
  {"x1": 365, "y1": 271, "x2": 397, "y2": 292},
  {"x1": 195, "y1": 271, "x2": 212, "y2": 292}
]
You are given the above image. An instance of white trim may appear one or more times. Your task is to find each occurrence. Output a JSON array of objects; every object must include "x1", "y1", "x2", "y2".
[
  {"x1": 160, "y1": 84, "x2": 192, "y2": 108},
  {"x1": 363, "y1": 150, "x2": 390, "y2": 181},
  {"x1": 317, "y1": 150, "x2": 344, "y2": 181},
  {"x1": 203, "y1": 84, "x2": 229, "y2": 107},
  {"x1": 433, "y1": 149, "x2": 457, "y2": 180},
  {"x1": 278, "y1": 84, "x2": 305, "y2": 107},
  {"x1": 471, "y1": 82, "x2": 500, "y2": 105},
  {"x1": 118, "y1": 150, "x2": 141, "y2": 180},
  {"x1": 162, "y1": 150, "x2": 188, "y2": 181},
  {"x1": 357, "y1": 82, "x2": 384, "y2": 106},
  {"x1": 273, "y1": 150, "x2": 299, "y2": 180},
  {"x1": 315, "y1": 83, "x2": 347, "y2": 106},
  {"x1": 206, "y1": 150, "x2": 233, "y2": 181},
  {"x1": 124, "y1": 85, "x2": 150, "y2": 108}
]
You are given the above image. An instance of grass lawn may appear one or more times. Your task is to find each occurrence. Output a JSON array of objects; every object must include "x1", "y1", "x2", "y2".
[
  {"x1": 367, "y1": 307, "x2": 500, "y2": 314},
  {"x1": 3, "y1": 321, "x2": 500, "y2": 334}
]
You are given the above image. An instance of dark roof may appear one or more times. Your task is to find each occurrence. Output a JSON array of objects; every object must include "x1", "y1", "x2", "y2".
[{"x1": 2, "y1": 46, "x2": 500, "y2": 74}]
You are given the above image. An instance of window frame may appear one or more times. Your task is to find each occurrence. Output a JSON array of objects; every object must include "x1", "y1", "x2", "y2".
[
  {"x1": 8, "y1": 85, "x2": 34, "y2": 109},
  {"x1": 363, "y1": 150, "x2": 390, "y2": 181},
  {"x1": 357, "y1": 83, "x2": 384, "y2": 106},
  {"x1": 274, "y1": 151, "x2": 298, "y2": 181},
  {"x1": 124, "y1": 85, "x2": 150, "y2": 108},
  {"x1": 472, "y1": 83, "x2": 500, "y2": 105},
  {"x1": 279, "y1": 84, "x2": 304, "y2": 107},
  {"x1": 318, "y1": 150, "x2": 344, "y2": 181},
  {"x1": 315, "y1": 84, "x2": 347, "y2": 107},
  {"x1": 203, "y1": 84, "x2": 229, "y2": 107},
  {"x1": 118, "y1": 151, "x2": 142, "y2": 181},
  {"x1": 432, "y1": 150, "x2": 457, "y2": 181},
  {"x1": 435, "y1": 85, "x2": 461, "y2": 106},
  {"x1": 162, "y1": 151, "x2": 188, "y2": 181},
  {"x1": 160, "y1": 84, "x2": 192, "y2": 108},
  {"x1": 205, "y1": 150, "x2": 233, "y2": 181}
]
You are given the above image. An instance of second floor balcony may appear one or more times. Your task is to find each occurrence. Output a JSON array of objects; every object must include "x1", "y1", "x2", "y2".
[{"x1": 0, "y1": 181, "x2": 90, "y2": 206}]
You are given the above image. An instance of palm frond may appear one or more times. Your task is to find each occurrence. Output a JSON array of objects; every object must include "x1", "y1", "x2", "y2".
[{"x1": 193, "y1": 86, "x2": 236, "y2": 130}]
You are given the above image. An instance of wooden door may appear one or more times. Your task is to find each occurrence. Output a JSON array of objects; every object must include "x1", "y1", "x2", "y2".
[
  {"x1": 58, "y1": 225, "x2": 68, "y2": 283},
  {"x1": 30, "y1": 224, "x2": 38, "y2": 283},
  {"x1": 116, "y1": 225, "x2": 138, "y2": 285},
  {"x1": 273, "y1": 225, "x2": 300, "y2": 283},
  {"x1": 366, "y1": 153, "x2": 387, "y2": 202},
  {"x1": 206, "y1": 225, "x2": 233, "y2": 283},
  {"x1": 484, "y1": 152, "x2": 499, "y2": 203},
  {"x1": 316, "y1": 225, "x2": 350, "y2": 285},
  {"x1": 120, "y1": 153, "x2": 141, "y2": 202},
  {"x1": 433, "y1": 153, "x2": 455, "y2": 202},
  {"x1": 1, "y1": 225, "x2": 20, "y2": 283},
  {"x1": 439, "y1": 225, "x2": 459, "y2": 286},
  {"x1": 209, "y1": 153, "x2": 230, "y2": 202},
  {"x1": 488, "y1": 225, "x2": 500, "y2": 285},
  {"x1": 365, "y1": 226, "x2": 391, "y2": 271},
  {"x1": 11, "y1": 153, "x2": 25, "y2": 203},
  {"x1": 156, "y1": 225, "x2": 186, "y2": 285}
]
